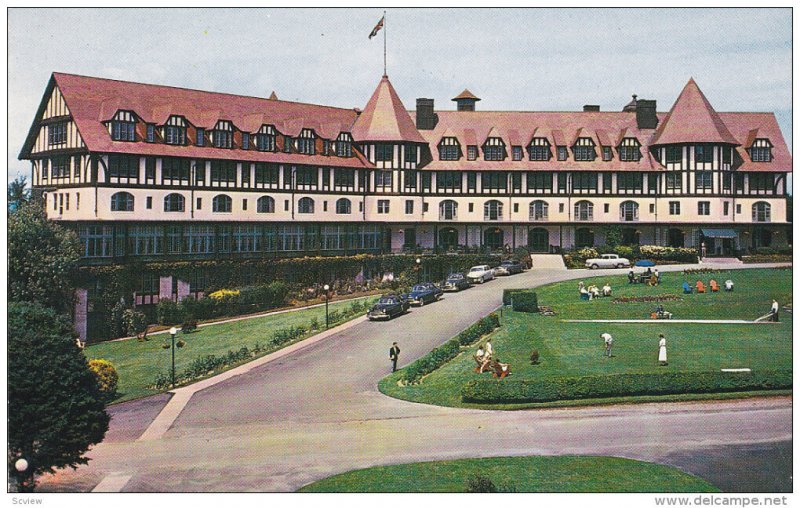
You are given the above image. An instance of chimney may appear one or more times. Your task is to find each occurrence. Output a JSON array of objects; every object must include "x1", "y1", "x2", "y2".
[
  {"x1": 635, "y1": 99, "x2": 658, "y2": 129},
  {"x1": 583, "y1": 105, "x2": 600, "y2": 112},
  {"x1": 416, "y1": 98, "x2": 438, "y2": 130}
]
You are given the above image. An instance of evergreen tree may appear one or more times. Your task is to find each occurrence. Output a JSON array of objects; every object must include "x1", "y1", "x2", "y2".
[
  {"x1": 7, "y1": 175, "x2": 30, "y2": 211},
  {"x1": 8, "y1": 302, "x2": 109, "y2": 492}
]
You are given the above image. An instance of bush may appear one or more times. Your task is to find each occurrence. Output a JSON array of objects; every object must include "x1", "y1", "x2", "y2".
[
  {"x1": 122, "y1": 309, "x2": 148, "y2": 337},
  {"x1": 511, "y1": 291, "x2": 539, "y2": 313},
  {"x1": 502, "y1": 289, "x2": 525, "y2": 306},
  {"x1": 88, "y1": 359, "x2": 119, "y2": 401},
  {"x1": 465, "y1": 474, "x2": 497, "y2": 493},
  {"x1": 181, "y1": 318, "x2": 198, "y2": 333},
  {"x1": 742, "y1": 254, "x2": 792, "y2": 264},
  {"x1": 530, "y1": 349, "x2": 540, "y2": 365},
  {"x1": 461, "y1": 370, "x2": 792, "y2": 404},
  {"x1": 108, "y1": 300, "x2": 126, "y2": 339},
  {"x1": 156, "y1": 299, "x2": 184, "y2": 325}
]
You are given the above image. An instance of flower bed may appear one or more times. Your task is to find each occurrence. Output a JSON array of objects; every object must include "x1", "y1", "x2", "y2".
[{"x1": 612, "y1": 294, "x2": 682, "y2": 304}]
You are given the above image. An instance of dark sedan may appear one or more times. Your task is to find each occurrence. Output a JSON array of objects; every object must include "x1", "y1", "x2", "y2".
[
  {"x1": 442, "y1": 273, "x2": 471, "y2": 292},
  {"x1": 406, "y1": 283, "x2": 444, "y2": 306},
  {"x1": 367, "y1": 294, "x2": 410, "y2": 321},
  {"x1": 495, "y1": 259, "x2": 525, "y2": 276}
]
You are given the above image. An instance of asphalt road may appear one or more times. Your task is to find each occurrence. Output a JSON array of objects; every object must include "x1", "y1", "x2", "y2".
[{"x1": 36, "y1": 262, "x2": 792, "y2": 493}]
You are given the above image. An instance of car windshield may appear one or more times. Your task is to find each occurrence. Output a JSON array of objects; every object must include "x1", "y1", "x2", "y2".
[
  {"x1": 412, "y1": 285, "x2": 427, "y2": 291},
  {"x1": 468, "y1": 267, "x2": 482, "y2": 272},
  {"x1": 448, "y1": 274, "x2": 463, "y2": 280},
  {"x1": 378, "y1": 297, "x2": 396, "y2": 304},
  {"x1": 501, "y1": 261, "x2": 514, "y2": 265}
]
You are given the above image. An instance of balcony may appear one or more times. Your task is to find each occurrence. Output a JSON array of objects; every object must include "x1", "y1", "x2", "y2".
[
  {"x1": 529, "y1": 212, "x2": 548, "y2": 221},
  {"x1": 439, "y1": 211, "x2": 458, "y2": 221},
  {"x1": 574, "y1": 212, "x2": 593, "y2": 221}
]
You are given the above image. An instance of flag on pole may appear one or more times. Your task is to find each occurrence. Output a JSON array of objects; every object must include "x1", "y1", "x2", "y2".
[{"x1": 368, "y1": 16, "x2": 384, "y2": 39}]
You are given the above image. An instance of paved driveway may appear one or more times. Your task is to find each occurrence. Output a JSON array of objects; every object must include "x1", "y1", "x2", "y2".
[{"x1": 37, "y1": 263, "x2": 792, "y2": 492}]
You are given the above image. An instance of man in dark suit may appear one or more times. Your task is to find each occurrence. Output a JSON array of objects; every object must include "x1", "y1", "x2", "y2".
[{"x1": 389, "y1": 342, "x2": 400, "y2": 372}]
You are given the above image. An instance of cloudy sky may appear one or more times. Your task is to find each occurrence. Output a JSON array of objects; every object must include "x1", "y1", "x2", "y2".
[{"x1": 7, "y1": 7, "x2": 792, "y2": 185}]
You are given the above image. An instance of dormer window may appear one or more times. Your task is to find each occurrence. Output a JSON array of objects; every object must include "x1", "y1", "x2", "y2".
[
  {"x1": 572, "y1": 138, "x2": 596, "y2": 161},
  {"x1": 557, "y1": 146, "x2": 568, "y2": 161},
  {"x1": 336, "y1": 132, "x2": 353, "y2": 157},
  {"x1": 483, "y1": 138, "x2": 505, "y2": 161},
  {"x1": 213, "y1": 120, "x2": 234, "y2": 149},
  {"x1": 242, "y1": 133, "x2": 250, "y2": 150},
  {"x1": 512, "y1": 146, "x2": 523, "y2": 161},
  {"x1": 602, "y1": 146, "x2": 613, "y2": 161},
  {"x1": 298, "y1": 129, "x2": 316, "y2": 155},
  {"x1": 110, "y1": 111, "x2": 136, "y2": 142},
  {"x1": 618, "y1": 138, "x2": 641, "y2": 162},
  {"x1": 529, "y1": 138, "x2": 551, "y2": 161},
  {"x1": 283, "y1": 135, "x2": 292, "y2": 153},
  {"x1": 750, "y1": 139, "x2": 772, "y2": 162},
  {"x1": 256, "y1": 125, "x2": 277, "y2": 152},
  {"x1": 164, "y1": 116, "x2": 187, "y2": 145},
  {"x1": 146, "y1": 124, "x2": 155, "y2": 143},
  {"x1": 467, "y1": 146, "x2": 477, "y2": 160},
  {"x1": 438, "y1": 137, "x2": 460, "y2": 161}
]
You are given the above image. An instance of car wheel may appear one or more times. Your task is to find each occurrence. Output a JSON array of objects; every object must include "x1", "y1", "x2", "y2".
[
  {"x1": 591, "y1": 263, "x2": 599, "y2": 269},
  {"x1": 616, "y1": 263, "x2": 625, "y2": 269}
]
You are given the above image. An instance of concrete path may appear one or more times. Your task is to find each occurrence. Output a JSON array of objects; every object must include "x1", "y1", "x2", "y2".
[
  {"x1": 36, "y1": 262, "x2": 791, "y2": 492},
  {"x1": 563, "y1": 319, "x2": 772, "y2": 324},
  {"x1": 529, "y1": 253, "x2": 567, "y2": 270}
]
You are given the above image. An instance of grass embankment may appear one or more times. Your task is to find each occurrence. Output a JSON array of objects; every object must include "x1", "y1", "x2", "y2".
[
  {"x1": 87, "y1": 296, "x2": 379, "y2": 403},
  {"x1": 298, "y1": 455, "x2": 719, "y2": 493},
  {"x1": 379, "y1": 268, "x2": 791, "y2": 408}
]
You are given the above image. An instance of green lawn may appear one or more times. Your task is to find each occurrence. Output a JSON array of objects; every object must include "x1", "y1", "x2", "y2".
[
  {"x1": 380, "y1": 268, "x2": 792, "y2": 408},
  {"x1": 298, "y1": 455, "x2": 719, "y2": 493},
  {"x1": 86, "y1": 296, "x2": 378, "y2": 403}
]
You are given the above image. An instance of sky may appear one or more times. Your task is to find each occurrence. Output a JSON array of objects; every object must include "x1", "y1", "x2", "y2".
[{"x1": 6, "y1": 7, "x2": 793, "y2": 187}]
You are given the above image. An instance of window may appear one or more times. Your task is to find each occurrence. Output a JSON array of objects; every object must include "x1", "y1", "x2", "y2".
[
  {"x1": 436, "y1": 171, "x2": 462, "y2": 192},
  {"x1": 185, "y1": 225, "x2": 215, "y2": 254},
  {"x1": 467, "y1": 146, "x2": 477, "y2": 160},
  {"x1": 665, "y1": 146, "x2": 682, "y2": 164},
  {"x1": 210, "y1": 160, "x2": 237, "y2": 184},
  {"x1": 529, "y1": 200, "x2": 548, "y2": 221},
  {"x1": 602, "y1": 146, "x2": 613, "y2": 161},
  {"x1": 146, "y1": 124, "x2": 155, "y2": 143},
  {"x1": 50, "y1": 156, "x2": 70, "y2": 178},
  {"x1": 666, "y1": 172, "x2": 681, "y2": 190},
  {"x1": 574, "y1": 201, "x2": 593, "y2": 221},
  {"x1": 669, "y1": 201, "x2": 680, "y2": 215},
  {"x1": 512, "y1": 173, "x2": 522, "y2": 192},
  {"x1": 698, "y1": 201, "x2": 710, "y2": 216},
  {"x1": 145, "y1": 157, "x2": 156, "y2": 180},
  {"x1": 405, "y1": 200, "x2": 414, "y2": 214},
  {"x1": 255, "y1": 163, "x2": 279, "y2": 187},
  {"x1": 283, "y1": 136, "x2": 292, "y2": 153},
  {"x1": 377, "y1": 200, "x2": 390, "y2": 214},
  {"x1": 557, "y1": 146, "x2": 568, "y2": 161},
  {"x1": 256, "y1": 129, "x2": 277, "y2": 152},
  {"x1": 619, "y1": 201, "x2": 639, "y2": 221},
  {"x1": 752, "y1": 202, "x2": 771, "y2": 222},
  {"x1": 127, "y1": 225, "x2": 164, "y2": 256},
  {"x1": 466, "y1": 172, "x2": 477, "y2": 191},
  {"x1": 484, "y1": 200, "x2": 503, "y2": 221},
  {"x1": 242, "y1": 199, "x2": 248, "y2": 211},
  {"x1": 242, "y1": 133, "x2": 250, "y2": 150},
  {"x1": 749, "y1": 173, "x2": 774, "y2": 194},
  {"x1": 723, "y1": 201, "x2": 728, "y2": 215},
  {"x1": 213, "y1": 121, "x2": 234, "y2": 148},
  {"x1": 750, "y1": 139, "x2": 772, "y2": 162},
  {"x1": 617, "y1": 172, "x2": 643, "y2": 192},
  {"x1": 111, "y1": 111, "x2": 136, "y2": 141},
  {"x1": 482, "y1": 172, "x2": 507, "y2": 192},
  {"x1": 298, "y1": 129, "x2": 316, "y2": 155},
  {"x1": 468, "y1": 203, "x2": 474, "y2": 212},
  {"x1": 298, "y1": 197, "x2": 314, "y2": 214},
  {"x1": 512, "y1": 146, "x2": 523, "y2": 161},
  {"x1": 604, "y1": 203, "x2": 610, "y2": 213},
  {"x1": 257, "y1": 196, "x2": 275, "y2": 213},
  {"x1": 294, "y1": 167, "x2": 318, "y2": 188},
  {"x1": 146, "y1": 196, "x2": 152, "y2": 209},
  {"x1": 162, "y1": 157, "x2": 190, "y2": 183},
  {"x1": 196, "y1": 197, "x2": 202, "y2": 210},
  {"x1": 336, "y1": 133, "x2": 353, "y2": 157},
  {"x1": 695, "y1": 145, "x2": 713, "y2": 164},
  {"x1": 736, "y1": 204, "x2": 741, "y2": 214},
  {"x1": 164, "y1": 193, "x2": 185, "y2": 212},
  {"x1": 196, "y1": 128, "x2": 205, "y2": 146},
  {"x1": 573, "y1": 139, "x2": 596, "y2": 161},
  {"x1": 164, "y1": 118, "x2": 186, "y2": 145},
  {"x1": 212, "y1": 194, "x2": 232, "y2": 213},
  {"x1": 107, "y1": 154, "x2": 139, "y2": 179},
  {"x1": 572, "y1": 173, "x2": 597, "y2": 192},
  {"x1": 527, "y1": 172, "x2": 552, "y2": 193},
  {"x1": 618, "y1": 139, "x2": 641, "y2": 161},
  {"x1": 438, "y1": 138, "x2": 460, "y2": 160},
  {"x1": 48, "y1": 122, "x2": 67, "y2": 145},
  {"x1": 404, "y1": 144, "x2": 418, "y2": 163},
  {"x1": 695, "y1": 171, "x2": 712, "y2": 191},
  {"x1": 110, "y1": 192, "x2": 134, "y2": 211},
  {"x1": 404, "y1": 169, "x2": 417, "y2": 191},
  {"x1": 483, "y1": 140, "x2": 505, "y2": 161},
  {"x1": 335, "y1": 198, "x2": 351, "y2": 214},
  {"x1": 375, "y1": 170, "x2": 392, "y2": 189},
  {"x1": 334, "y1": 168, "x2": 355, "y2": 191},
  {"x1": 440, "y1": 200, "x2": 457, "y2": 220},
  {"x1": 375, "y1": 144, "x2": 393, "y2": 162},
  {"x1": 529, "y1": 139, "x2": 551, "y2": 161},
  {"x1": 79, "y1": 225, "x2": 113, "y2": 258}
]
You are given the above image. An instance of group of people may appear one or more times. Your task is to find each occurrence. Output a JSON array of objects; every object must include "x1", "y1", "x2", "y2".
[
  {"x1": 600, "y1": 332, "x2": 668, "y2": 366},
  {"x1": 652, "y1": 304, "x2": 672, "y2": 320},
  {"x1": 579, "y1": 281, "x2": 612, "y2": 300},
  {"x1": 628, "y1": 268, "x2": 660, "y2": 286}
]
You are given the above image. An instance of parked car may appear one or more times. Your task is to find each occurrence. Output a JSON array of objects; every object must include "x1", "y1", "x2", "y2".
[
  {"x1": 442, "y1": 273, "x2": 471, "y2": 292},
  {"x1": 406, "y1": 283, "x2": 444, "y2": 306},
  {"x1": 467, "y1": 265, "x2": 495, "y2": 284},
  {"x1": 494, "y1": 259, "x2": 525, "y2": 276},
  {"x1": 585, "y1": 253, "x2": 631, "y2": 269},
  {"x1": 367, "y1": 294, "x2": 410, "y2": 320}
]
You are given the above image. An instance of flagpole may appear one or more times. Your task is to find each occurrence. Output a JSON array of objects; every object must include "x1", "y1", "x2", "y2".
[{"x1": 383, "y1": 10, "x2": 387, "y2": 76}]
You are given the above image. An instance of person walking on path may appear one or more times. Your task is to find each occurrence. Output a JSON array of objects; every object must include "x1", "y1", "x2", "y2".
[
  {"x1": 389, "y1": 342, "x2": 400, "y2": 372},
  {"x1": 658, "y1": 334, "x2": 668, "y2": 366},
  {"x1": 601, "y1": 333, "x2": 614, "y2": 358},
  {"x1": 771, "y1": 300, "x2": 780, "y2": 322}
]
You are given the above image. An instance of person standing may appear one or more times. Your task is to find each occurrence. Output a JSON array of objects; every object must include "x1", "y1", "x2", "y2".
[
  {"x1": 658, "y1": 334, "x2": 668, "y2": 366},
  {"x1": 771, "y1": 300, "x2": 779, "y2": 322},
  {"x1": 389, "y1": 342, "x2": 400, "y2": 372},
  {"x1": 601, "y1": 332, "x2": 614, "y2": 358},
  {"x1": 700, "y1": 241, "x2": 707, "y2": 259}
]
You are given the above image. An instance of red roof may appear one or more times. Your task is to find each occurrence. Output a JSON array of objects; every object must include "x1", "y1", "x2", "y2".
[
  {"x1": 23, "y1": 73, "x2": 373, "y2": 169},
  {"x1": 350, "y1": 75, "x2": 426, "y2": 143},
  {"x1": 452, "y1": 89, "x2": 480, "y2": 101},
  {"x1": 718, "y1": 112, "x2": 792, "y2": 172},
  {"x1": 651, "y1": 78, "x2": 739, "y2": 146}
]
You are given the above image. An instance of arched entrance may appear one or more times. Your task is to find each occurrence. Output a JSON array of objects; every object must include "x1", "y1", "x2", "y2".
[
  {"x1": 667, "y1": 228, "x2": 684, "y2": 248},
  {"x1": 621, "y1": 228, "x2": 640, "y2": 245},
  {"x1": 528, "y1": 228, "x2": 549, "y2": 253},
  {"x1": 438, "y1": 227, "x2": 459, "y2": 250},
  {"x1": 575, "y1": 228, "x2": 594, "y2": 248},
  {"x1": 483, "y1": 228, "x2": 504, "y2": 250}
]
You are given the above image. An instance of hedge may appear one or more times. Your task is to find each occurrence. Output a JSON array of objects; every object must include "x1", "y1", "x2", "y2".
[
  {"x1": 400, "y1": 313, "x2": 500, "y2": 384},
  {"x1": 563, "y1": 245, "x2": 698, "y2": 269},
  {"x1": 511, "y1": 291, "x2": 538, "y2": 313},
  {"x1": 461, "y1": 370, "x2": 792, "y2": 404},
  {"x1": 741, "y1": 255, "x2": 792, "y2": 264}
]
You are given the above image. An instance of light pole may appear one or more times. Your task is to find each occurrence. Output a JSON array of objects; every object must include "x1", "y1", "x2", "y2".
[
  {"x1": 323, "y1": 284, "x2": 330, "y2": 329},
  {"x1": 169, "y1": 326, "x2": 177, "y2": 388},
  {"x1": 416, "y1": 257, "x2": 422, "y2": 284}
]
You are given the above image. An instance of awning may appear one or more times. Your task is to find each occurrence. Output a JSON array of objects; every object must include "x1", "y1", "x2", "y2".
[{"x1": 701, "y1": 228, "x2": 738, "y2": 239}]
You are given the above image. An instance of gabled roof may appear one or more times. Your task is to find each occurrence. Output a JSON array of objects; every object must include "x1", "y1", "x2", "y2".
[
  {"x1": 350, "y1": 75, "x2": 426, "y2": 143},
  {"x1": 651, "y1": 78, "x2": 739, "y2": 145}
]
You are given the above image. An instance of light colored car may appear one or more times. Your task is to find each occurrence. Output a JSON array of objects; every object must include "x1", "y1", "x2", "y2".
[
  {"x1": 467, "y1": 265, "x2": 495, "y2": 284},
  {"x1": 585, "y1": 253, "x2": 631, "y2": 269}
]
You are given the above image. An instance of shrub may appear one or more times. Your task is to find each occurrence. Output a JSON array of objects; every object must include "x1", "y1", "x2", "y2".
[
  {"x1": 742, "y1": 254, "x2": 793, "y2": 264},
  {"x1": 108, "y1": 300, "x2": 127, "y2": 339},
  {"x1": 530, "y1": 349, "x2": 540, "y2": 365},
  {"x1": 88, "y1": 359, "x2": 119, "y2": 401},
  {"x1": 208, "y1": 288, "x2": 241, "y2": 300},
  {"x1": 156, "y1": 299, "x2": 184, "y2": 325},
  {"x1": 122, "y1": 309, "x2": 148, "y2": 337},
  {"x1": 309, "y1": 317, "x2": 320, "y2": 331},
  {"x1": 461, "y1": 370, "x2": 792, "y2": 404},
  {"x1": 511, "y1": 291, "x2": 539, "y2": 313},
  {"x1": 181, "y1": 318, "x2": 198, "y2": 333},
  {"x1": 465, "y1": 474, "x2": 497, "y2": 493},
  {"x1": 502, "y1": 289, "x2": 525, "y2": 306}
]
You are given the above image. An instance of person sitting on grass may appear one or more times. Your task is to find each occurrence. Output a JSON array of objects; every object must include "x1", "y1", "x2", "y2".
[
  {"x1": 489, "y1": 359, "x2": 511, "y2": 378},
  {"x1": 628, "y1": 270, "x2": 636, "y2": 284},
  {"x1": 602, "y1": 283, "x2": 612, "y2": 297},
  {"x1": 724, "y1": 279, "x2": 734, "y2": 292},
  {"x1": 588, "y1": 284, "x2": 600, "y2": 299},
  {"x1": 580, "y1": 285, "x2": 590, "y2": 300}
]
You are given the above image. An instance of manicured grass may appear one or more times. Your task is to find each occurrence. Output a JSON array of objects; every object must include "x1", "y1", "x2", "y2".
[
  {"x1": 379, "y1": 268, "x2": 791, "y2": 408},
  {"x1": 298, "y1": 455, "x2": 720, "y2": 493},
  {"x1": 86, "y1": 296, "x2": 378, "y2": 403}
]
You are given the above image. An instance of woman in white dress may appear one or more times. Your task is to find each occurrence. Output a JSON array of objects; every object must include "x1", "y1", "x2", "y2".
[{"x1": 658, "y1": 334, "x2": 668, "y2": 366}]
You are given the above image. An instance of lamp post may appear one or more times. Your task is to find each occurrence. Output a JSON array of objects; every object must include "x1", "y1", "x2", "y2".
[
  {"x1": 323, "y1": 284, "x2": 330, "y2": 329},
  {"x1": 416, "y1": 257, "x2": 421, "y2": 284},
  {"x1": 169, "y1": 326, "x2": 177, "y2": 388}
]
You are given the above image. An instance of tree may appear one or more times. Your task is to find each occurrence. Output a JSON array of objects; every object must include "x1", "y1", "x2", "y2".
[
  {"x1": 7, "y1": 175, "x2": 30, "y2": 211},
  {"x1": 8, "y1": 201, "x2": 81, "y2": 314},
  {"x1": 605, "y1": 225, "x2": 623, "y2": 248},
  {"x1": 8, "y1": 302, "x2": 109, "y2": 492}
]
